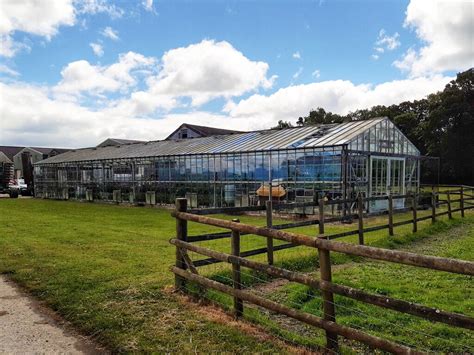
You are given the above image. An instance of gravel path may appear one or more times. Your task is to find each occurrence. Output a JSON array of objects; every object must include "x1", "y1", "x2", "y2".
[{"x1": 0, "y1": 276, "x2": 102, "y2": 354}]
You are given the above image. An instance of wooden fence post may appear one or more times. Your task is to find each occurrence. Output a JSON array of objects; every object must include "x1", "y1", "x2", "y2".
[
  {"x1": 412, "y1": 193, "x2": 418, "y2": 233},
  {"x1": 231, "y1": 218, "x2": 243, "y2": 317},
  {"x1": 318, "y1": 248, "x2": 338, "y2": 352},
  {"x1": 265, "y1": 200, "x2": 274, "y2": 265},
  {"x1": 388, "y1": 195, "x2": 394, "y2": 236},
  {"x1": 460, "y1": 186, "x2": 465, "y2": 218},
  {"x1": 175, "y1": 198, "x2": 188, "y2": 291},
  {"x1": 447, "y1": 191, "x2": 452, "y2": 219},
  {"x1": 357, "y1": 195, "x2": 364, "y2": 245},
  {"x1": 319, "y1": 198, "x2": 325, "y2": 236},
  {"x1": 431, "y1": 192, "x2": 436, "y2": 224}
]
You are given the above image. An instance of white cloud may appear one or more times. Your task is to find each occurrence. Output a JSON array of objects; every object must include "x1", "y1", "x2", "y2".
[
  {"x1": 292, "y1": 51, "x2": 301, "y2": 59},
  {"x1": 0, "y1": 0, "x2": 123, "y2": 57},
  {"x1": 0, "y1": 0, "x2": 75, "y2": 57},
  {"x1": 76, "y1": 0, "x2": 124, "y2": 19},
  {"x1": 101, "y1": 26, "x2": 119, "y2": 41},
  {"x1": 0, "y1": 0, "x2": 75, "y2": 38},
  {"x1": 0, "y1": 63, "x2": 19, "y2": 76},
  {"x1": 394, "y1": 0, "x2": 474, "y2": 77},
  {"x1": 2, "y1": 39, "x2": 277, "y2": 123},
  {"x1": 311, "y1": 69, "x2": 320, "y2": 78},
  {"x1": 0, "y1": 36, "x2": 456, "y2": 147},
  {"x1": 371, "y1": 29, "x2": 400, "y2": 60},
  {"x1": 142, "y1": 0, "x2": 153, "y2": 11},
  {"x1": 0, "y1": 81, "x2": 241, "y2": 147},
  {"x1": 224, "y1": 75, "x2": 452, "y2": 129},
  {"x1": 375, "y1": 29, "x2": 400, "y2": 51},
  {"x1": 90, "y1": 42, "x2": 104, "y2": 57},
  {"x1": 145, "y1": 39, "x2": 276, "y2": 107},
  {"x1": 0, "y1": 34, "x2": 31, "y2": 57},
  {"x1": 53, "y1": 52, "x2": 156, "y2": 98},
  {"x1": 292, "y1": 67, "x2": 303, "y2": 80},
  {"x1": 0, "y1": 74, "x2": 453, "y2": 147}
]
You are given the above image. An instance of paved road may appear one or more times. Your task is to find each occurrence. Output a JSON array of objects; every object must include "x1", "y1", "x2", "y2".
[{"x1": 0, "y1": 276, "x2": 101, "y2": 354}]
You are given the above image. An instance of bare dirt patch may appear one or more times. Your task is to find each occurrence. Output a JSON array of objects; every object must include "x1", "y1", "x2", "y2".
[{"x1": 0, "y1": 276, "x2": 105, "y2": 354}]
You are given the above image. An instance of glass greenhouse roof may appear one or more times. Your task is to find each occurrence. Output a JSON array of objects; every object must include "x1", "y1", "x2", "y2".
[{"x1": 36, "y1": 118, "x2": 419, "y2": 165}]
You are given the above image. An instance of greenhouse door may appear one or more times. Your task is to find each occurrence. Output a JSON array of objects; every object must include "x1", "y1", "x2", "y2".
[{"x1": 369, "y1": 157, "x2": 405, "y2": 211}]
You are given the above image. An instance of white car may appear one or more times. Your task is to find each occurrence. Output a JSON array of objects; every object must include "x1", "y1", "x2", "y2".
[{"x1": 9, "y1": 179, "x2": 28, "y2": 193}]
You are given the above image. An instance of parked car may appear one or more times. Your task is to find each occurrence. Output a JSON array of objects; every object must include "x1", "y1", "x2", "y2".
[{"x1": 9, "y1": 179, "x2": 28, "y2": 195}]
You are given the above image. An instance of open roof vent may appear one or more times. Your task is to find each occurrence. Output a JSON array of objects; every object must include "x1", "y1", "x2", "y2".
[{"x1": 289, "y1": 128, "x2": 330, "y2": 148}]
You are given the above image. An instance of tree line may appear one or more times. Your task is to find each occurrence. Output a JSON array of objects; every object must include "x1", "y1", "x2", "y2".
[{"x1": 276, "y1": 68, "x2": 473, "y2": 185}]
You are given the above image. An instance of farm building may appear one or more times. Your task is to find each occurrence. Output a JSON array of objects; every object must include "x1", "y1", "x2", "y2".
[
  {"x1": 0, "y1": 151, "x2": 14, "y2": 190},
  {"x1": 0, "y1": 145, "x2": 70, "y2": 180},
  {"x1": 33, "y1": 118, "x2": 423, "y2": 212}
]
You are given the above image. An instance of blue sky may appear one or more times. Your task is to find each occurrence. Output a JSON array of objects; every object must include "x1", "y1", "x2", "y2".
[
  {"x1": 0, "y1": 0, "x2": 472, "y2": 147},
  {"x1": 6, "y1": 1, "x2": 415, "y2": 85}
]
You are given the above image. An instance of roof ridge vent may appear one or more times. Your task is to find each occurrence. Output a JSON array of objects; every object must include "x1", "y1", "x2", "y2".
[{"x1": 289, "y1": 127, "x2": 330, "y2": 148}]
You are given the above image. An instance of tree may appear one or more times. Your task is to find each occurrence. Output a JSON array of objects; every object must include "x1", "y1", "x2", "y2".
[
  {"x1": 273, "y1": 120, "x2": 293, "y2": 129},
  {"x1": 293, "y1": 68, "x2": 474, "y2": 184},
  {"x1": 424, "y1": 69, "x2": 474, "y2": 183},
  {"x1": 299, "y1": 107, "x2": 345, "y2": 125}
]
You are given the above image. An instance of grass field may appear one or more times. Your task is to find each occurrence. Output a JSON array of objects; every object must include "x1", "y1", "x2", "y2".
[{"x1": 0, "y1": 198, "x2": 472, "y2": 353}]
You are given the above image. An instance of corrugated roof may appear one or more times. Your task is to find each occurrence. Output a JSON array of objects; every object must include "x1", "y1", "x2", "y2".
[{"x1": 37, "y1": 118, "x2": 385, "y2": 165}]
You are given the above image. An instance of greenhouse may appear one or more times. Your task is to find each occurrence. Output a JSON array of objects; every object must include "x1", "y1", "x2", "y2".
[{"x1": 34, "y1": 118, "x2": 422, "y2": 212}]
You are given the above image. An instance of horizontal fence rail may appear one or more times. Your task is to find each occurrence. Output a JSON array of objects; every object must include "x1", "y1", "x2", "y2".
[
  {"x1": 172, "y1": 211, "x2": 474, "y2": 275},
  {"x1": 186, "y1": 215, "x2": 358, "y2": 243}
]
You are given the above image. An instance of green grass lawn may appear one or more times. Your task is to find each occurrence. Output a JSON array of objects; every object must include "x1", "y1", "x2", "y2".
[{"x1": 0, "y1": 198, "x2": 472, "y2": 353}]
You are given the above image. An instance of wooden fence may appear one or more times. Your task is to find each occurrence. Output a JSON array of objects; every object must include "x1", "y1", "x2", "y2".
[
  {"x1": 170, "y1": 197, "x2": 474, "y2": 353},
  {"x1": 185, "y1": 186, "x2": 474, "y2": 267}
]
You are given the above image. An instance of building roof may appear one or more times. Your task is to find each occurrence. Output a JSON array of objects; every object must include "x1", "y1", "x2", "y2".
[
  {"x1": 97, "y1": 138, "x2": 146, "y2": 147},
  {"x1": 0, "y1": 146, "x2": 69, "y2": 161},
  {"x1": 165, "y1": 123, "x2": 244, "y2": 140},
  {"x1": 0, "y1": 151, "x2": 13, "y2": 164},
  {"x1": 16, "y1": 147, "x2": 70, "y2": 156},
  {"x1": 0, "y1": 146, "x2": 23, "y2": 161},
  {"x1": 37, "y1": 118, "x2": 394, "y2": 165}
]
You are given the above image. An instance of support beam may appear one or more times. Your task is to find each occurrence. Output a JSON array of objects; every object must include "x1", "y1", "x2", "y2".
[
  {"x1": 358, "y1": 195, "x2": 364, "y2": 245},
  {"x1": 265, "y1": 200, "x2": 274, "y2": 265},
  {"x1": 231, "y1": 218, "x2": 243, "y2": 317},
  {"x1": 174, "y1": 198, "x2": 188, "y2": 290},
  {"x1": 318, "y1": 249, "x2": 338, "y2": 352},
  {"x1": 388, "y1": 195, "x2": 394, "y2": 236}
]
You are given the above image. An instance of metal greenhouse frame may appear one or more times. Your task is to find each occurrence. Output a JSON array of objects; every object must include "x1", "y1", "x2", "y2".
[{"x1": 34, "y1": 118, "x2": 426, "y2": 212}]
